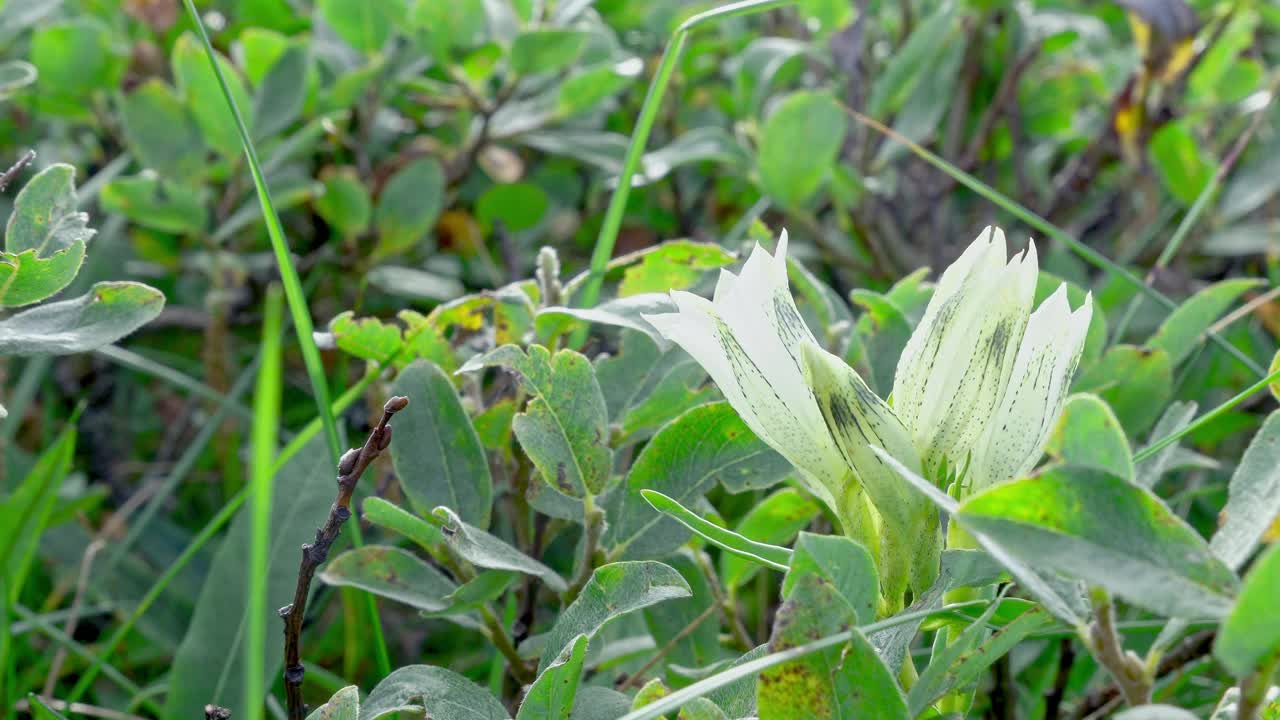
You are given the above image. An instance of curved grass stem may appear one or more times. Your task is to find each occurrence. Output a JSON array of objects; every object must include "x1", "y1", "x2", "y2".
[{"x1": 577, "y1": 0, "x2": 798, "y2": 318}]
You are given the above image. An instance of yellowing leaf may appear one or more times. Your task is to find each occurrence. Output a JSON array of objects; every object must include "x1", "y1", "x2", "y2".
[{"x1": 618, "y1": 241, "x2": 736, "y2": 297}]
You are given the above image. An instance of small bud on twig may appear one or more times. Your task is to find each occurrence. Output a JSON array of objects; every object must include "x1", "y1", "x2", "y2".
[
  {"x1": 337, "y1": 448, "x2": 360, "y2": 476},
  {"x1": 536, "y1": 246, "x2": 563, "y2": 308}
]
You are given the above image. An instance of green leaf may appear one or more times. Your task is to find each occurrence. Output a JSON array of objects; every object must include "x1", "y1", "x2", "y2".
[
  {"x1": 239, "y1": 28, "x2": 291, "y2": 86},
  {"x1": 677, "y1": 699, "x2": 728, "y2": 720},
  {"x1": 164, "y1": 439, "x2": 336, "y2": 719},
  {"x1": 956, "y1": 468, "x2": 1239, "y2": 618},
  {"x1": 571, "y1": 688, "x2": 633, "y2": 720},
  {"x1": 28, "y1": 18, "x2": 121, "y2": 103},
  {"x1": 1074, "y1": 344, "x2": 1173, "y2": 437},
  {"x1": 172, "y1": 32, "x2": 255, "y2": 158},
  {"x1": 327, "y1": 311, "x2": 404, "y2": 364},
  {"x1": 461, "y1": 345, "x2": 611, "y2": 501},
  {"x1": 368, "y1": 265, "x2": 465, "y2": 303},
  {"x1": 120, "y1": 79, "x2": 206, "y2": 181},
  {"x1": 518, "y1": 634, "x2": 588, "y2": 720},
  {"x1": 364, "y1": 496, "x2": 444, "y2": 551},
  {"x1": 594, "y1": 330, "x2": 714, "y2": 442},
  {"x1": 361, "y1": 664, "x2": 509, "y2": 720},
  {"x1": 475, "y1": 182, "x2": 549, "y2": 233},
  {"x1": 390, "y1": 360, "x2": 494, "y2": 526},
  {"x1": 306, "y1": 686, "x2": 360, "y2": 720},
  {"x1": 511, "y1": 29, "x2": 588, "y2": 75},
  {"x1": 608, "y1": 403, "x2": 790, "y2": 558},
  {"x1": 557, "y1": 62, "x2": 639, "y2": 117},
  {"x1": 319, "y1": 544, "x2": 457, "y2": 612},
  {"x1": 1187, "y1": 12, "x2": 1255, "y2": 103},
  {"x1": 907, "y1": 600, "x2": 1053, "y2": 715},
  {"x1": 722, "y1": 488, "x2": 822, "y2": 591},
  {"x1": 252, "y1": 44, "x2": 308, "y2": 140},
  {"x1": 757, "y1": 91, "x2": 846, "y2": 208},
  {"x1": 0, "y1": 0, "x2": 61, "y2": 46},
  {"x1": 100, "y1": 174, "x2": 209, "y2": 234},
  {"x1": 315, "y1": 166, "x2": 372, "y2": 238},
  {"x1": 375, "y1": 157, "x2": 445, "y2": 257},
  {"x1": 787, "y1": 533, "x2": 879, "y2": 625},
  {"x1": 0, "y1": 281, "x2": 164, "y2": 355},
  {"x1": 704, "y1": 646, "x2": 768, "y2": 719},
  {"x1": 848, "y1": 289, "x2": 912, "y2": 397},
  {"x1": 758, "y1": 557, "x2": 907, "y2": 719},
  {"x1": 5, "y1": 163, "x2": 94, "y2": 256},
  {"x1": 1148, "y1": 278, "x2": 1265, "y2": 366},
  {"x1": 319, "y1": 0, "x2": 407, "y2": 54},
  {"x1": 1210, "y1": 411, "x2": 1280, "y2": 570},
  {"x1": 411, "y1": 0, "x2": 488, "y2": 56},
  {"x1": 1221, "y1": 135, "x2": 1280, "y2": 223},
  {"x1": 1135, "y1": 401, "x2": 1199, "y2": 489},
  {"x1": 1215, "y1": 544, "x2": 1280, "y2": 677},
  {"x1": 596, "y1": 330, "x2": 693, "y2": 419},
  {"x1": 640, "y1": 490, "x2": 792, "y2": 571},
  {"x1": 874, "y1": 40, "x2": 963, "y2": 168},
  {"x1": 618, "y1": 241, "x2": 737, "y2": 298},
  {"x1": 431, "y1": 506, "x2": 567, "y2": 592},
  {"x1": 867, "y1": 1, "x2": 958, "y2": 117},
  {"x1": 434, "y1": 570, "x2": 519, "y2": 615},
  {"x1": 1045, "y1": 394, "x2": 1134, "y2": 482},
  {"x1": 1150, "y1": 120, "x2": 1216, "y2": 207},
  {"x1": 0, "y1": 244, "x2": 85, "y2": 307},
  {"x1": 539, "y1": 560, "x2": 691, "y2": 670}
]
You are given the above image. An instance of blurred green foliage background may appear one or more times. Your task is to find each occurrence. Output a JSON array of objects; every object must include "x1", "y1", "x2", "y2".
[{"x1": 2, "y1": 0, "x2": 1279, "y2": 716}]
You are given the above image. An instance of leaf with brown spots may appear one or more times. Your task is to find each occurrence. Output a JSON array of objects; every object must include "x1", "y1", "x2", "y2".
[
  {"x1": 958, "y1": 467, "x2": 1239, "y2": 618},
  {"x1": 758, "y1": 562, "x2": 907, "y2": 719}
]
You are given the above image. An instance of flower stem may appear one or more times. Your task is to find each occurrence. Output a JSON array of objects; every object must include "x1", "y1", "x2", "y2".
[
  {"x1": 1082, "y1": 588, "x2": 1152, "y2": 707},
  {"x1": 1236, "y1": 651, "x2": 1280, "y2": 720}
]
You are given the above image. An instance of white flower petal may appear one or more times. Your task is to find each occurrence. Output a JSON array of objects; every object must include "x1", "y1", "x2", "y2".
[
  {"x1": 643, "y1": 234, "x2": 847, "y2": 506},
  {"x1": 801, "y1": 341, "x2": 935, "y2": 589},
  {"x1": 892, "y1": 228, "x2": 1038, "y2": 477},
  {"x1": 892, "y1": 227, "x2": 1001, "y2": 431},
  {"x1": 801, "y1": 340, "x2": 923, "y2": 523},
  {"x1": 970, "y1": 284, "x2": 1093, "y2": 489},
  {"x1": 713, "y1": 267, "x2": 738, "y2": 303}
]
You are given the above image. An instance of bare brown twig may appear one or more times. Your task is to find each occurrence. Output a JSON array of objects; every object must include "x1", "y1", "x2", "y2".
[
  {"x1": 279, "y1": 395, "x2": 409, "y2": 720},
  {"x1": 616, "y1": 603, "x2": 720, "y2": 692},
  {"x1": 1071, "y1": 629, "x2": 1215, "y2": 719},
  {"x1": 0, "y1": 150, "x2": 36, "y2": 193}
]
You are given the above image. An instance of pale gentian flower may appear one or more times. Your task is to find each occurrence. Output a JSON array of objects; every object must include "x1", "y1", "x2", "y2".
[
  {"x1": 891, "y1": 227, "x2": 1093, "y2": 492},
  {"x1": 640, "y1": 231, "x2": 851, "y2": 513},
  {"x1": 642, "y1": 227, "x2": 1092, "y2": 601}
]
